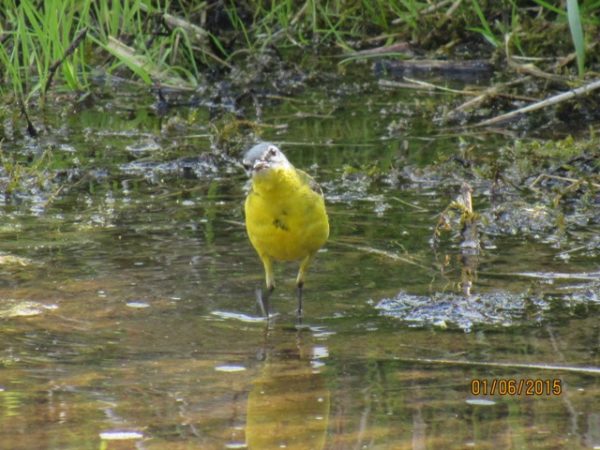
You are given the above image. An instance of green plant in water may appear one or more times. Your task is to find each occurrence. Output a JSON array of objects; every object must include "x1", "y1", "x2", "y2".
[{"x1": 0, "y1": 147, "x2": 53, "y2": 195}]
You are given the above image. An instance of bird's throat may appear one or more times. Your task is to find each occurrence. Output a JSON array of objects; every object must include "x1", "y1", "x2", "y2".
[{"x1": 252, "y1": 167, "x2": 299, "y2": 195}]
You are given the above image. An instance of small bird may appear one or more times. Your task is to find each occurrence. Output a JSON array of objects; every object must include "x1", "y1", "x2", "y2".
[{"x1": 243, "y1": 142, "x2": 329, "y2": 318}]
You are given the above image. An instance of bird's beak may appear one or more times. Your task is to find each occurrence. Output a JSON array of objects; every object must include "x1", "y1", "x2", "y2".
[{"x1": 252, "y1": 159, "x2": 270, "y2": 173}]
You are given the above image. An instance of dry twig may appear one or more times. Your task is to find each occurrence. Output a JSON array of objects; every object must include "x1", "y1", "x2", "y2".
[{"x1": 474, "y1": 78, "x2": 600, "y2": 127}]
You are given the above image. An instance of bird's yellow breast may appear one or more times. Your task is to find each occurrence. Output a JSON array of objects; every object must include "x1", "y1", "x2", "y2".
[{"x1": 245, "y1": 167, "x2": 329, "y2": 262}]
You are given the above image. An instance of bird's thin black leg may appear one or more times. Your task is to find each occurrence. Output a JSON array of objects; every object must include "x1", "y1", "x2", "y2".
[{"x1": 296, "y1": 281, "x2": 304, "y2": 323}]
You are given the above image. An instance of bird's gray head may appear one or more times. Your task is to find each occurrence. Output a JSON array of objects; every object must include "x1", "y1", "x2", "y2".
[{"x1": 242, "y1": 142, "x2": 291, "y2": 176}]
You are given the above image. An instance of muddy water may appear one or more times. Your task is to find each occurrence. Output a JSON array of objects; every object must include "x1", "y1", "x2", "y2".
[{"x1": 0, "y1": 70, "x2": 598, "y2": 449}]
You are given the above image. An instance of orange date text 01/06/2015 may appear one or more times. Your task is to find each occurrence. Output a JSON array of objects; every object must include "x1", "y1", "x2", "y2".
[{"x1": 470, "y1": 378, "x2": 562, "y2": 396}]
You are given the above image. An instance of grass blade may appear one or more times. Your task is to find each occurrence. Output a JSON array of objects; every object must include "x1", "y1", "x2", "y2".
[
  {"x1": 567, "y1": 0, "x2": 585, "y2": 76},
  {"x1": 470, "y1": 0, "x2": 499, "y2": 47}
]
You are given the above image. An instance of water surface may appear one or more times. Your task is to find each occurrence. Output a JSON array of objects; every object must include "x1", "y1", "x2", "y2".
[{"x1": 0, "y1": 67, "x2": 598, "y2": 449}]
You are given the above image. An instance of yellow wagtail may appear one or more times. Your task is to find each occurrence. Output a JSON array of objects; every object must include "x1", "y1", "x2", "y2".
[{"x1": 243, "y1": 142, "x2": 329, "y2": 317}]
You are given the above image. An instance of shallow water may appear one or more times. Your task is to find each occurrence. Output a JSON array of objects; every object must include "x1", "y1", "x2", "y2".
[{"x1": 0, "y1": 67, "x2": 598, "y2": 449}]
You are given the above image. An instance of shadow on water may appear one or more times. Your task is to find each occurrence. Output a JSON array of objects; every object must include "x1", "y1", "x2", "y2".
[{"x1": 0, "y1": 63, "x2": 598, "y2": 449}]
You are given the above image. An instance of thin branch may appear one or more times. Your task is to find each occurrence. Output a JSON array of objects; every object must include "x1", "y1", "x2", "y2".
[
  {"x1": 474, "y1": 78, "x2": 600, "y2": 127},
  {"x1": 332, "y1": 240, "x2": 433, "y2": 272},
  {"x1": 403, "y1": 76, "x2": 480, "y2": 95},
  {"x1": 529, "y1": 173, "x2": 600, "y2": 190},
  {"x1": 19, "y1": 101, "x2": 38, "y2": 137},
  {"x1": 344, "y1": 42, "x2": 413, "y2": 58},
  {"x1": 389, "y1": 196, "x2": 428, "y2": 211},
  {"x1": 449, "y1": 77, "x2": 537, "y2": 117}
]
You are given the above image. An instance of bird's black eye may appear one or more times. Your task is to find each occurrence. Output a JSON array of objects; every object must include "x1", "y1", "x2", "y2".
[{"x1": 267, "y1": 146, "x2": 278, "y2": 157}]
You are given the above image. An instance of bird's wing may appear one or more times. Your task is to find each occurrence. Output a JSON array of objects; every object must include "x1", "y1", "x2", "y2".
[{"x1": 297, "y1": 169, "x2": 324, "y2": 197}]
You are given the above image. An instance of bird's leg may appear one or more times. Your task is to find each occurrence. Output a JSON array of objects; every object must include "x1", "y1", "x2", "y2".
[
  {"x1": 296, "y1": 281, "x2": 304, "y2": 322},
  {"x1": 295, "y1": 254, "x2": 314, "y2": 321},
  {"x1": 257, "y1": 256, "x2": 275, "y2": 317},
  {"x1": 256, "y1": 285, "x2": 274, "y2": 317}
]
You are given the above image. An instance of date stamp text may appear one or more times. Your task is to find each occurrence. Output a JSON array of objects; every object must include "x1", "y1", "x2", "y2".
[{"x1": 470, "y1": 378, "x2": 562, "y2": 396}]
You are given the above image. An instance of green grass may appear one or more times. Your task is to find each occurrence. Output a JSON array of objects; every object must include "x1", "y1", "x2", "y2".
[
  {"x1": 567, "y1": 0, "x2": 586, "y2": 76},
  {"x1": 0, "y1": 0, "x2": 91, "y2": 101},
  {"x1": 468, "y1": 0, "x2": 501, "y2": 48},
  {"x1": 1, "y1": 0, "x2": 599, "y2": 102}
]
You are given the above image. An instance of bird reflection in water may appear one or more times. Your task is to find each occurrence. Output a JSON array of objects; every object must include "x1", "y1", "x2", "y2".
[{"x1": 245, "y1": 325, "x2": 330, "y2": 450}]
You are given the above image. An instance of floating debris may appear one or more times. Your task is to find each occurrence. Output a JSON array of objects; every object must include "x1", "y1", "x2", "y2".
[
  {"x1": 465, "y1": 398, "x2": 496, "y2": 406},
  {"x1": 224, "y1": 442, "x2": 247, "y2": 449},
  {"x1": 0, "y1": 254, "x2": 32, "y2": 266},
  {"x1": 210, "y1": 310, "x2": 271, "y2": 323},
  {"x1": 99, "y1": 430, "x2": 144, "y2": 440},
  {"x1": 119, "y1": 154, "x2": 221, "y2": 182},
  {"x1": 0, "y1": 300, "x2": 58, "y2": 318},
  {"x1": 482, "y1": 202, "x2": 556, "y2": 237},
  {"x1": 215, "y1": 364, "x2": 246, "y2": 373},
  {"x1": 126, "y1": 301, "x2": 150, "y2": 308},
  {"x1": 376, "y1": 291, "x2": 544, "y2": 332},
  {"x1": 510, "y1": 271, "x2": 600, "y2": 281},
  {"x1": 125, "y1": 138, "x2": 162, "y2": 153}
]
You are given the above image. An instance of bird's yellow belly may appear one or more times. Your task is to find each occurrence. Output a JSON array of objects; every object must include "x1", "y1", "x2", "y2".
[{"x1": 245, "y1": 188, "x2": 328, "y2": 262}]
